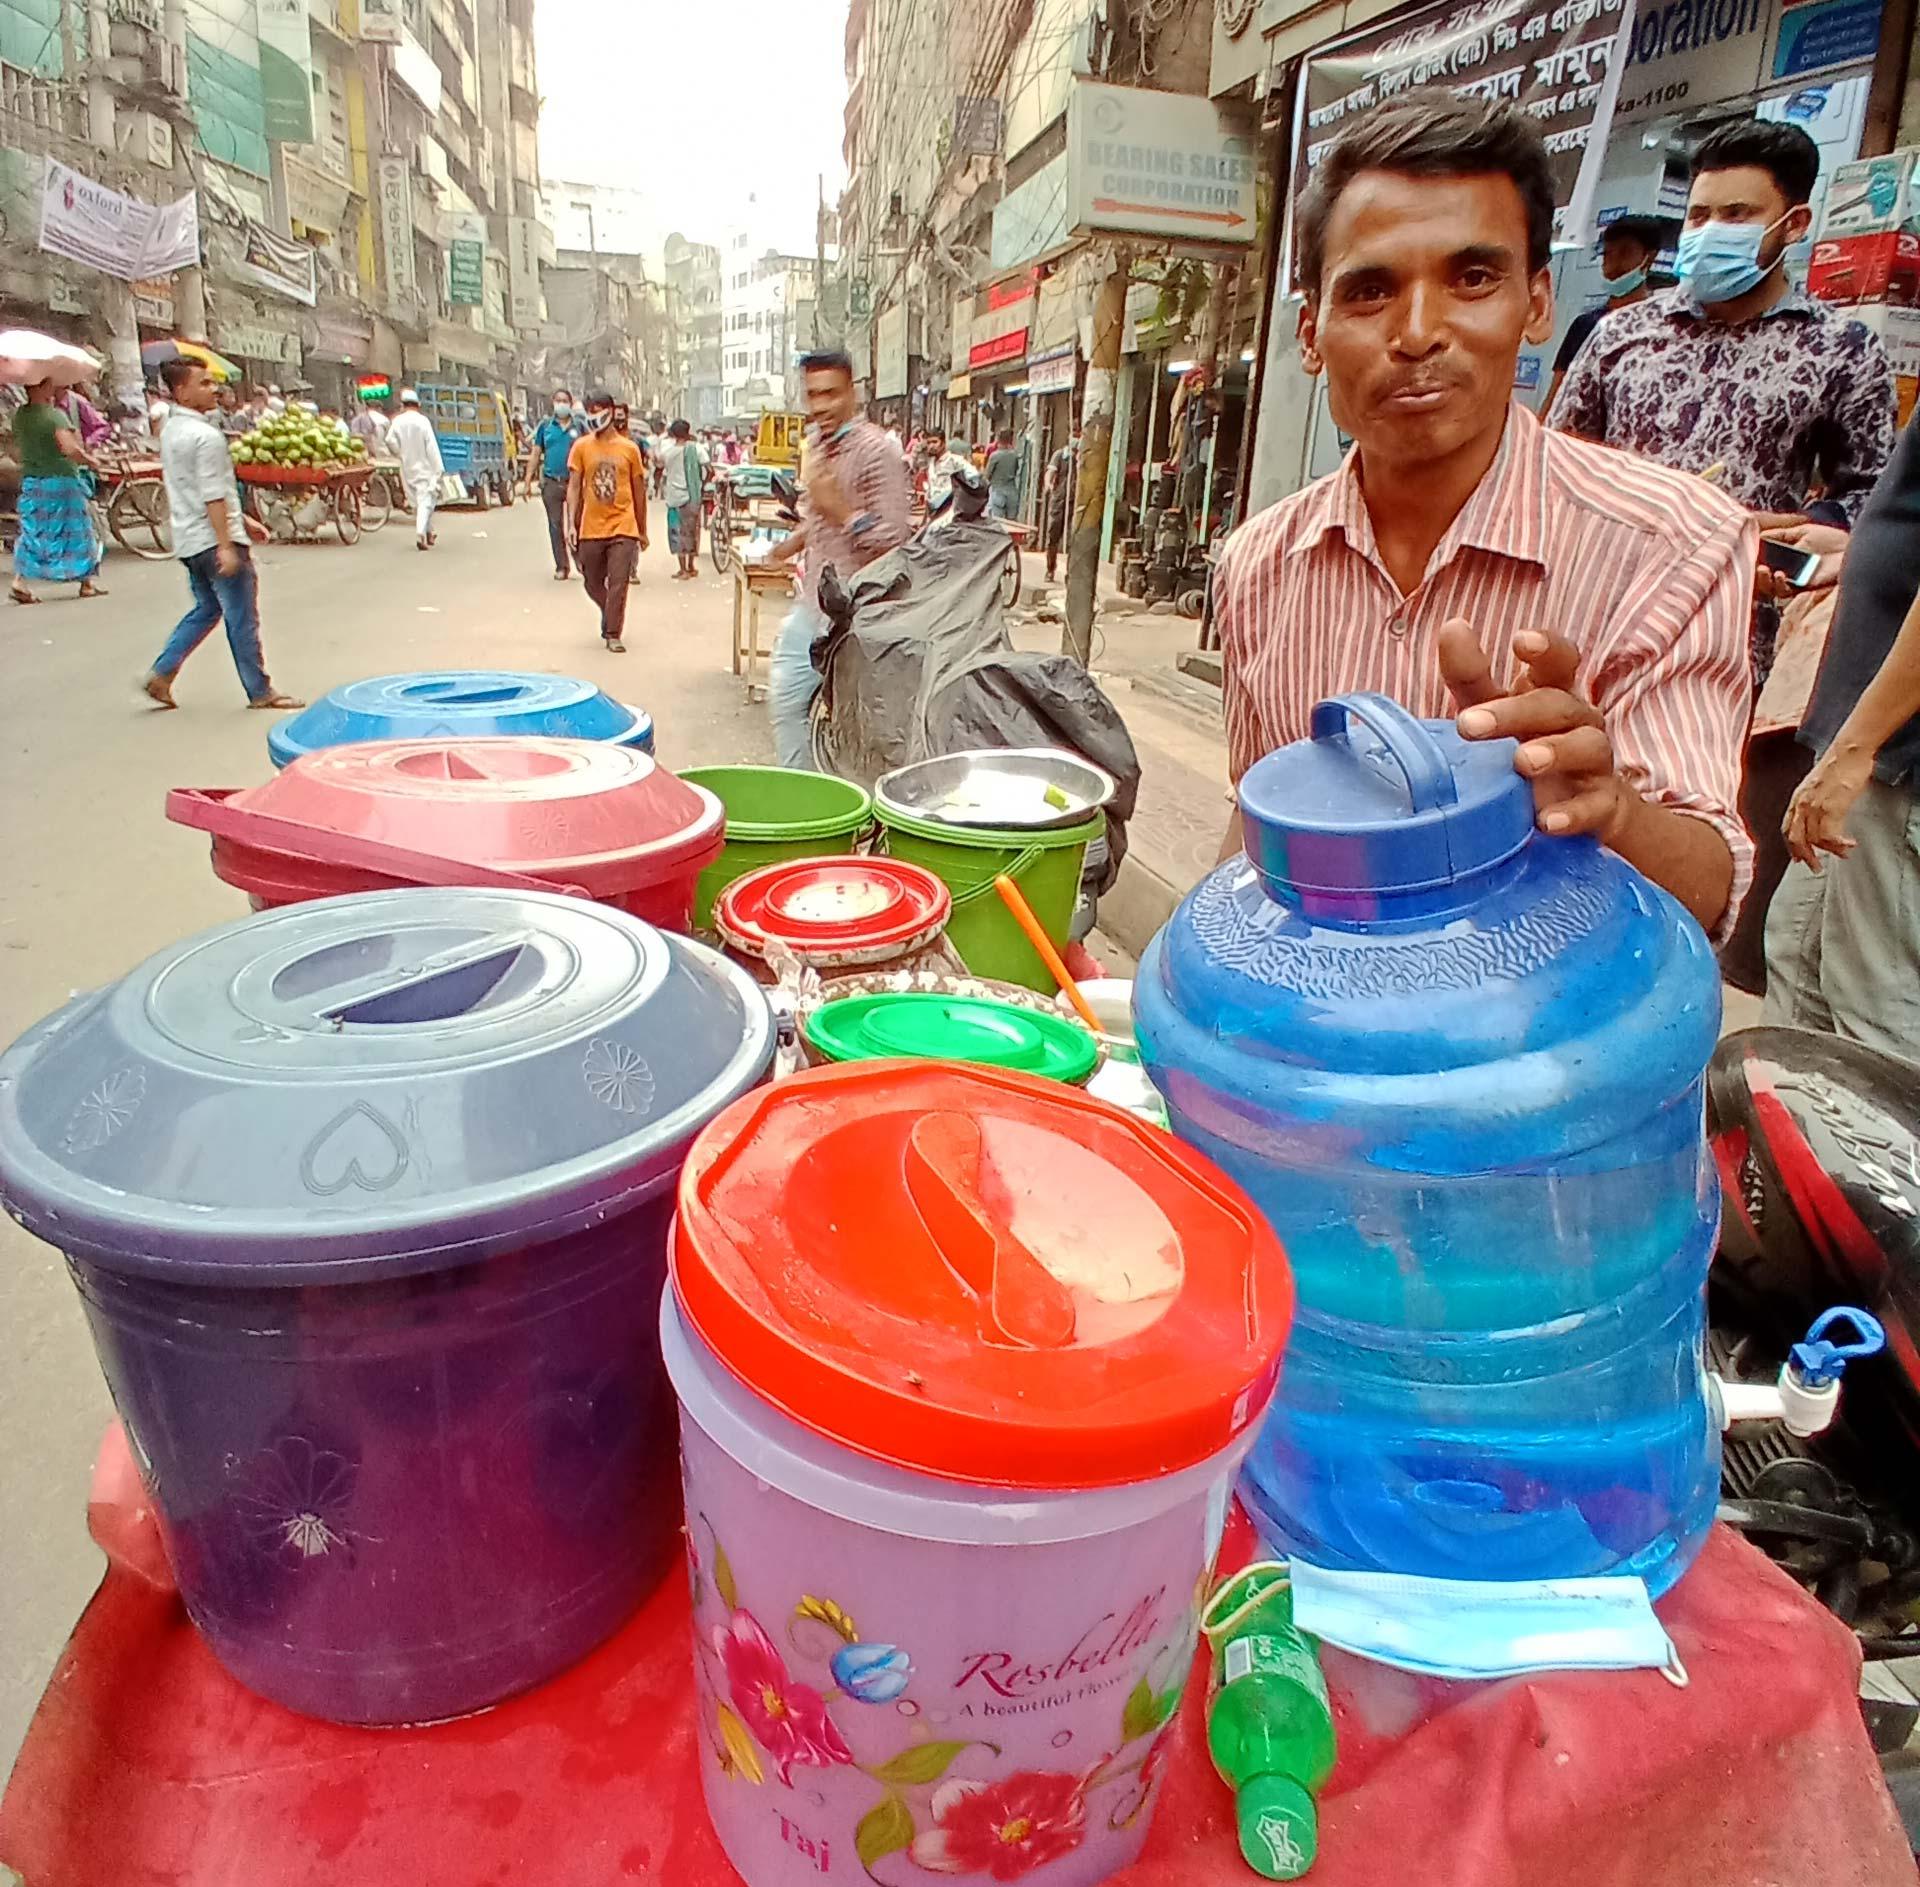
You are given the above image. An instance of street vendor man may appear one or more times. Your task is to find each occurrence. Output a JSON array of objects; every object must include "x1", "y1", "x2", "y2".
[{"x1": 1215, "y1": 93, "x2": 1755, "y2": 939}]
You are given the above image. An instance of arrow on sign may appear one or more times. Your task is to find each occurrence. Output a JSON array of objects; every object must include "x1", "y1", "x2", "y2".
[{"x1": 1093, "y1": 199, "x2": 1248, "y2": 227}]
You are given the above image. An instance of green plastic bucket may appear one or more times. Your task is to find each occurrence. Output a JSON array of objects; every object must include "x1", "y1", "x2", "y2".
[
  {"x1": 875, "y1": 802, "x2": 1103, "y2": 990},
  {"x1": 680, "y1": 766, "x2": 874, "y2": 930}
]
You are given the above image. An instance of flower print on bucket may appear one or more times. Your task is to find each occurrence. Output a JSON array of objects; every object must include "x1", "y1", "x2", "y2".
[
  {"x1": 832, "y1": 1640, "x2": 914, "y2": 1705},
  {"x1": 907, "y1": 1770, "x2": 1089, "y2": 1881},
  {"x1": 714, "y1": 1607, "x2": 856, "y2": 1786}
]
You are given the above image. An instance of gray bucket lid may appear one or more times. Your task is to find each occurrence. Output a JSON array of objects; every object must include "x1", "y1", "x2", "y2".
[{"x1": 0, "y1": 888, "x2": 775, "y2": 1284}]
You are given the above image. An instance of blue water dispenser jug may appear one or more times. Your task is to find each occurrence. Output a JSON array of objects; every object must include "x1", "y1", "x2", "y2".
[{"x1": 1135, "y1": 693, "x2": 1723, "y2": 1593}]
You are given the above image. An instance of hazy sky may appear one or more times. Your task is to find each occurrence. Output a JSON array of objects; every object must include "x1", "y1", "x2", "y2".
[{"x1": 533, "y1": 0, "x2": 849, "y2": 258}]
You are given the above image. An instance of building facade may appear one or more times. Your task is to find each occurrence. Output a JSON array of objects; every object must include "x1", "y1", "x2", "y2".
[{"x1": 722, "y1": 237, "x2": 818, "y2": 418}]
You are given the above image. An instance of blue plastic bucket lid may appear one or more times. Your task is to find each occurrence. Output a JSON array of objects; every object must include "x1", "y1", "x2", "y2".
[
  {"x1": 268, "y1": 671, "x2": 655, "y2": 769},
  {"x1": 1239, "y1": 693, "x2": 1532, "y2": 907},
  {"x1": 0, "y1": 888, "x2": 773, "y2": 1284}
]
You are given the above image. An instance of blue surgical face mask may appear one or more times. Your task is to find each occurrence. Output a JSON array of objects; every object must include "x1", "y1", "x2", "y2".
[
  {"x1": 1603, "y1": 262, "x2": 1650, "y2": 299},
  {"x1": 1676, "y1": 214, "x2": 1790, "y2": 304},
  {"x1": 1287, "y1": 1559, "x2": 1687, "y2": 1684}
]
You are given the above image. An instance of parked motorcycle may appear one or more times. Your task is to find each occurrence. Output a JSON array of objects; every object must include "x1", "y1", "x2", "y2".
[{"x1": 1706, "y1": 1024, "x2": 1920, "y2": 1838}]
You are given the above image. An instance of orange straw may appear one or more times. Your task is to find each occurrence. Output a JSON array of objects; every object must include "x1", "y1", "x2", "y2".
[{"x1": 994, "y1": 873, "x2": 1104, "y2": 1033}]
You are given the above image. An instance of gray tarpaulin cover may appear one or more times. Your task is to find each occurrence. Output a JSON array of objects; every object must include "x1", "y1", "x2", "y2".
[{"x1": 812, "y1": 518, "x2": 1140, "y2": 891}]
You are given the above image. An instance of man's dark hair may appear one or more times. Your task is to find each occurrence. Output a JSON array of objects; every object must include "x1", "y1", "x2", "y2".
[
  {"x1": 1690, "y1": 118, "x2": 1820, "y2": 207},
  {"x1": 995, "y1": 428, "x2": 1013, "y2": 445},
  {"x1": 159, "y1": 355, "x2": 199, "y2": 396},
  {"x1": 669, "y1": 417, "x2": 691, "y2": 438},
  {"x1": 1603, "y1": 213, "x2": 1674, "y2": 253},
  {"x1": 799, "y1": 347, "x2": 854, "y2": 381},
  {"x1": 1296, "y1": 90, "x2": 1555, "y2": 292},
  {"x1": 585, "y1": 388, "x2": 613, "y2": 407}
]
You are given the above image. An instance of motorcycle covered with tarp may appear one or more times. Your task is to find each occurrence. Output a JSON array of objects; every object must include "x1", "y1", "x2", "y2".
[{"x1": 806, "y1": 471, "x2": 1139, "y2": 939}]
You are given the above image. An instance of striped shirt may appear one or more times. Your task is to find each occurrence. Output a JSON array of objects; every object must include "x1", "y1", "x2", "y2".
[
  {"x1": 802, "y1": 417, "x2": 914, "y2": 608},
  {"x1": 1216, "y1": 402, "x2": 1756, "y2": 934}
]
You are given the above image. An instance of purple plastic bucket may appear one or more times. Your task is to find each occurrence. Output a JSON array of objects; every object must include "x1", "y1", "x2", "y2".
[{"x1": 0, "y1": 887, "x2": 774, "y2": 1725}]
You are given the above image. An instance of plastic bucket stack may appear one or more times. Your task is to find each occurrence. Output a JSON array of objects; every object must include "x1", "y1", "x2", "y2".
[
  {"x1": 169, "y1": 737, "x2": 724, "y2": 932},
  {"x1": 677, "y1": 765, "x2": 873, "y2": 930}
]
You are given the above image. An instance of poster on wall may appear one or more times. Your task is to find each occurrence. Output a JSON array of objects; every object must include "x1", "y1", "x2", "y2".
[
  {"x1": 256, "y1": 0, "x2": 314, "y2": 142},
  {"x1": 875, "y1": 301, "x2": 908, "y2": 400},
  {"x1": 1771, "y1": 0, "x2": 1883, "y2": 79},
  {"x1": 38, "y1": 159, "x2": 200, "y2": 280},
  {"x1": 1289, "y1": 0, "x2": 1637, "y2": 276},
  {"x1": 235, "y1": 217, "x2": 317, "y2": 304}
]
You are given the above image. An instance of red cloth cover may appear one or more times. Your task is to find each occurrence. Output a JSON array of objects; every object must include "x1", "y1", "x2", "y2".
[{"x1": 1, "y1": 1426, "x2": 1911, "y2": 1886}]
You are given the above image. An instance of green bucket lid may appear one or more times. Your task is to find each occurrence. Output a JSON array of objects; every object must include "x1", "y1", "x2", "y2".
[{"x1": 803, "y1": 992, "x2": 1100, "y2": 1084}]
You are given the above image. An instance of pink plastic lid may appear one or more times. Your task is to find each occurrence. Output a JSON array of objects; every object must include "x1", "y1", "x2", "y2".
[{"x1": 169, "y1": 737, "x2": 725, "y2": 903}]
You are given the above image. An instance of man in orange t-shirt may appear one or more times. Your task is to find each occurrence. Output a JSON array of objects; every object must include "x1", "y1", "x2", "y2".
[{"x1": 566, "y1": 389, "x2": 650, "y2": 653}]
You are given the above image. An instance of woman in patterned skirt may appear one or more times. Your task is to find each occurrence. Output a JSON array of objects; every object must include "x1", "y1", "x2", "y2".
[{"x1": 9, "y1": 379, "x2": 105, "y2": 605}]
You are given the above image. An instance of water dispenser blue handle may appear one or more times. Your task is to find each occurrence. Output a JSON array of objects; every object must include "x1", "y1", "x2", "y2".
[
  {"x1": 1789, "y1": 1306, "x2": 1886, "y2": 1388},
  {"x1": 1309, "y1": 693, "x2": 1461, "y2": 815}
]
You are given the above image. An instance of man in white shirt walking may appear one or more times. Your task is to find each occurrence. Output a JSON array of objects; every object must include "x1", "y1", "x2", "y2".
[
  {"x1": 143, "y1": 357, "x2": 301, "y2": 710},
  {"x1": 388, "y1": 388, "x2": 445, "y2": 549}
]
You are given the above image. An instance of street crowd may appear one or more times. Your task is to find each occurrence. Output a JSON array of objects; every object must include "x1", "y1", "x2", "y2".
[{"x1": 4, "y1": 93, "x2": 1916, "y2": 1065}]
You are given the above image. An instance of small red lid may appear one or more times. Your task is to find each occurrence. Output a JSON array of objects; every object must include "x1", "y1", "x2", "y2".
[
  {"x1": 673, "y1": 1061, "x2": 1292, "y2": 1489},
  {"x1": 174, "y1": 737, "x2": 725, "y2": 903},
  {"x1": 715, "y1": 856, "x2": 951, "y2": 964}
]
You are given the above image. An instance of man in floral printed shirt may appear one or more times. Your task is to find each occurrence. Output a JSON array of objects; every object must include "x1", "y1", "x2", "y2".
[{"x1": 1549, "y1": 119, "x2": 1895, "y2": 532}]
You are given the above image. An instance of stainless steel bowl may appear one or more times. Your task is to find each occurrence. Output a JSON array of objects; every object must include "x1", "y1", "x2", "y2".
[{"x1": 874, "y1": 748, "x2": 1116, "y2": 831}]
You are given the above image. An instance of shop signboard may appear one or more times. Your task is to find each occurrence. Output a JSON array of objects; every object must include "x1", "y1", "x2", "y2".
[
  {"x1": 215, "y1": 318, "x2": 301, "y2": 364},
  {"x1": 507, "y1": 215, "x2": 542, "y2": 326},
  {"x1": 1771, "y1": 0, "x2": 1883, "y2": 79},
  {"x1": 376, "y1": 153, "x2": 417, "y2": 310},
  {"x1": 1067, "y1": 81, "x2": 1258, "y2": 245},
  {"x1": 970, "y1": 276, "x2": 1034, "y2": 371},
  {"x1": 132, "y1": 278, "x2": 175, "y2": 325},
  {"x1": 256, "y1": 0, "x2": 315, "y2": 143},
  {"x1": 992, "y1": 154, "x2": 1071, "y2": 271},
  {"x1": 235, "y1": 216, "x2": 318, "y2": 305},
  {"x1": 357, "y1": 0, "x2": 401, "y2": 38},
  {"x1": 38, "y1": 159, "x2": 200, "y2": 281},
  {"x1": 1291, "y1": 0, "x2": 1636, "y2": 259},
  {"x1": 446, "y1": 213, "x2": 486, "y2": 307},
  {"x1": 950, "y1": 294, "x2": 973, "y2": 377},
  {"x1": 1027, "y1": 344, "x2": 1078, "y2": 394}
]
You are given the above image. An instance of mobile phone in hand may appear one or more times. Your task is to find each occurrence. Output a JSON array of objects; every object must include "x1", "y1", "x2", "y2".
[{"x1": 1760, "y1": 539, "x2": 1822, "y2": 589}]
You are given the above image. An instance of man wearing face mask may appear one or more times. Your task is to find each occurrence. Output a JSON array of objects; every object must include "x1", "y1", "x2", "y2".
[
  {"x1": 525, "y1": 388, "x2": 584, "y2": 580},
  {"x1": 1542, "y1": 214, "x2": 1670, "y2": 412},
  {"x1": 1551, "y1": 121, "x2": 1895, "y2": 550}
]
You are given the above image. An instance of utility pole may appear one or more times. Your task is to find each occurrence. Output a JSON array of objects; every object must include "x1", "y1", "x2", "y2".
[
  {"x1": 1064, "y1": 245, "x2": 1128, "y2": 666},
  {"x1": 815, "y1": 171, "x2": 827, "y2": 352},
  {"x1": 161, "y1": 0, "x2": 206, "y2": 338},
  {"x1": 82, "y1": 0, "x2": 144, "y2": 423}
]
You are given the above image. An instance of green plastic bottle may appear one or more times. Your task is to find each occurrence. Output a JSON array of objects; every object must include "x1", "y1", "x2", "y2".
[{"x1": 1202, "y1": 1565, "x2": 1337, "y2": 1880}]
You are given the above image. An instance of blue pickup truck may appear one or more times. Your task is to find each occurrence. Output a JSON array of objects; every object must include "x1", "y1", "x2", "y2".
[{"x1": 415, "y1": 383, "x2": 515, "y2": 508}]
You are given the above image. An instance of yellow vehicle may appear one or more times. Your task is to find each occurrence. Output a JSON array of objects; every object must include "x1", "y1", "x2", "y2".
[{"x1": 753, "y1": 411, "x2": 806, "y2": 468}]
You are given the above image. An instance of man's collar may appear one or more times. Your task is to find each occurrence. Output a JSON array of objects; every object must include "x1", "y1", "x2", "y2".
[
  {"x1": 1664, "y1": 280, "x2": 1818, "y2": 322},
  {"x1": 1291, "y1": 403, "x2": 1550, "y2": 572}
]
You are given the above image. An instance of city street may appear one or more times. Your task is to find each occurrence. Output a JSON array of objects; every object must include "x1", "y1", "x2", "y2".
[{"x1": 0, "y1": 506, "x2": 775, "y2": 1767}]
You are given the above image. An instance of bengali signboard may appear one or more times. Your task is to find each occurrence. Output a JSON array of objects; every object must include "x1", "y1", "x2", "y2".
[
  {"x1": 38, "y1": 159, "x2": 200, "y2": 280},
  {"x1": 507, "y1": 215, "x2": 542, "y2": 326},
  {"x1": 970, "y1": 276, "x2": 1034, "y2": 371},
  {"x1": 376, "y1": 153, "x2": 417, "y2": 310},
  {"x1": 446, "y1": 213, "x2": 485, "y2": 306},
  {"x1": 1291, "y1": 0, "x2": 1634, "y2": 268},
  {"x1": 357, "y1": 0, "x2": 402, "y2": 41}
]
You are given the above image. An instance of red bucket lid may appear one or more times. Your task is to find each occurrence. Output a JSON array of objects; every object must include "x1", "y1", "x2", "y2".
[
  {"x1": 673, "y1": 1061, "x2": 1292, "y2": 1489},
  {"x1": 714, "y1": 856, "x2": 950, "y2": 965},
  {"x1": 173, "y1": 737, "x2": 724, "y2": 904}
]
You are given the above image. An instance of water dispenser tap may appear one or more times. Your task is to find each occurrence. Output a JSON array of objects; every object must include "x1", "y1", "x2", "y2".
[{"x1": 1712, "y1": 1307, "x2": 1885, "y2": 1439}]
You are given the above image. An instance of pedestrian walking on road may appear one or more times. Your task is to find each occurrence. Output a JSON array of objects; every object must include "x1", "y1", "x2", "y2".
[
  {"x1": 387, "y1": 388, "x2": 443, "y2": 549},
  {"x1": 143, "y1": 357, "x2": 301, "y2": 712},
  {"x1": 985, "y1": 428, "x2": 1021, "y2": 520},
  {"x1": 7, "y1": 377, "x2": 106, "y2": 607},
  {"x1": 661, "y1": 418, "x2": 707, "y2": 580},
  {"x1": 764, "y1": 349, "x2": 913, "y2": 768},
  {"x1": 525, "y1": 389, "x2": 583, "y2": 578},
  {"x1": 614, "y1": 404, "x2": 645, "y2": 585},
  {"x1": 566, "y1": 390, "x2": 649, "y2": 654}
]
